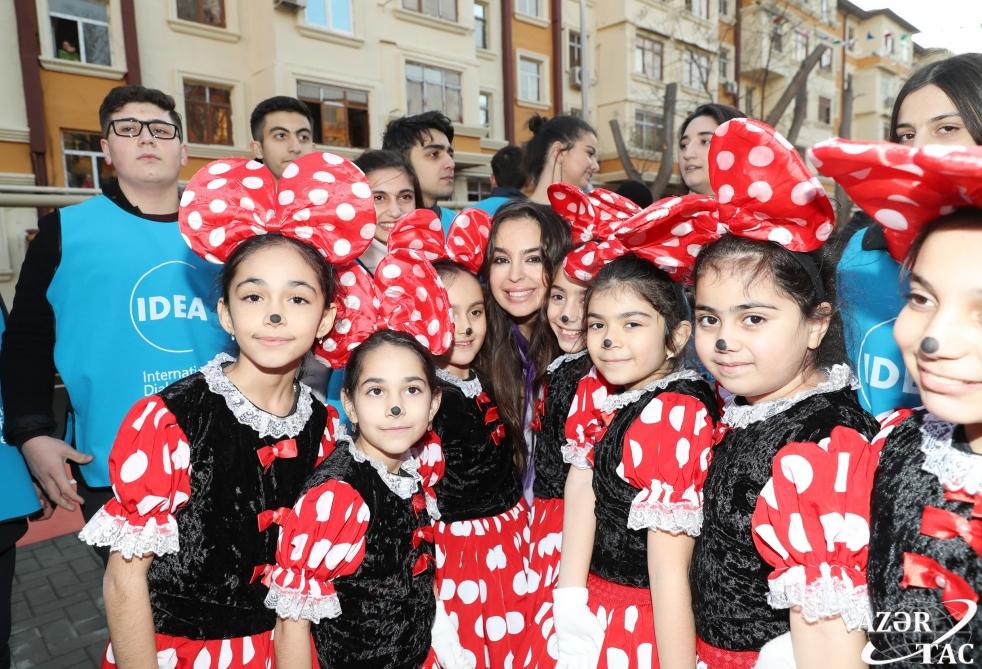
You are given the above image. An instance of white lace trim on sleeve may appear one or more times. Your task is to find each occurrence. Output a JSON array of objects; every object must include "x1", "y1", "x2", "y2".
[
  {"x1": 265, "y1": 580, "x2": 342, "y2": 623},
  {"x1": 561, "y1": 439, "x2": 592, "y2": 469},
  {"x1": 766, "y1": 563, "x2": 871, "y2": 632},
  {"x1": 78, "y1": 507, "x2": 179, "y2": 559}
]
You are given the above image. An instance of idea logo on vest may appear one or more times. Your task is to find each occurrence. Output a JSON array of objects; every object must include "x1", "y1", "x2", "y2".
[{"x1": 129, "y1": 260, "x2": 215, "y2": 353}]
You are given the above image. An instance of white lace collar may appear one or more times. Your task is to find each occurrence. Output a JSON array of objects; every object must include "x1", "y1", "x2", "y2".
[
  {"x1": 601, "y1": 368, "x2": 703, "y2": 414},
  {"x1": 722, "y1": 364, "x2": 857, "y2": 429},
  {"x1": 345, "y1": 434, "x2": 422, "y2": 500},
  {"x1": 201, "y1": 353, "x2": 313, "y2": 438},
  {"x1": 436, "y1": 367, "x2": 483, "y2": 398},
  {"x1": 919, "y1": 413, "x2": 982, "y2": 496},
  {"x1": 547, "y1": 350, "x2": 589, "y2": 374}
]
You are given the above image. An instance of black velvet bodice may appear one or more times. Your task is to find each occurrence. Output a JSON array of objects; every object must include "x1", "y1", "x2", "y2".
[
  {"x1": 591, "y1": 376, "x2": 718, "y2": 588},
  {"x1": 147, "y1": 372, "x2": 326, "y2": 639},
  {"x1": 867, "y1": 411, "x2": 981, "y2": 666},
  {"x1": 305, "y1": 444, "x2": 435, "y2": 669},
  {"x1": 432, "y1": 376, "x2": 522, "y2": 522},
  {"x1": 533, "y1": 352, "x2": 593, "y2": 500},
  {"x1": 691, "y1": 387, "x2": 878, "y2": 651}
]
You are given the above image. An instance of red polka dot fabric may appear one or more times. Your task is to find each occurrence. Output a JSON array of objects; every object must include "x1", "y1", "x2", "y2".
[
  {"x1": 750, "y1": 418, "x2": 905, "y2": 631},
  {"x1": 444, "y1": 208, "x2": 493, "y2": 275},
  {"x1": 413, "y1": 429, "x2": 447, "y2": 520},
  {"x1": 314, "y1": 212, "x2": 455, "y2": 367},
  {"x1": 179, "y1": 153, "x2": 376, "y2": 266},
  {"x1": 266, "y1": 479, "x2": 371, "y2": 623},
  {"x1": 809, "y1": 140, "x2": 982, "y2": 261},
  {"x1": 563, "y1": 366, "x2": 613, "y2": 469},
  {"x1": 621, "y1": 392, "x2": 715, "y2": 535}
]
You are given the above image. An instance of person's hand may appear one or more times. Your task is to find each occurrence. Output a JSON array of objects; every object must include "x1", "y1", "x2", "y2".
[
  {"x1": 31, "y1": 483, "x2": 55, "y2": 521},
  {"x1": 430, "y1": 600, "x2": 475, "y2": 669},
  {"x1": 21, "y1": 435, "x2": 92, "y2": 511},
  {"x1": 552, "y1": 587, "x2": 604, "y2": 669}
]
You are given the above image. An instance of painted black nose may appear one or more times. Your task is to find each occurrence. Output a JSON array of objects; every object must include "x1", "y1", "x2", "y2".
[
  {"x1": 269, "y1": 314, "x2": 282, "y2": 324},
  {"x1": 390, "y1": 406, "x2": 402, "y2": 416}
]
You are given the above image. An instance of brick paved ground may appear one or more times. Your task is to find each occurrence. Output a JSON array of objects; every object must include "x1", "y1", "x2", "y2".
[{"x1": 10, "y1": 534, "x2": 106, "y2": 668}]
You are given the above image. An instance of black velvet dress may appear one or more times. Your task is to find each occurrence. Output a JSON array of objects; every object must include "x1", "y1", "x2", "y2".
[
  {"x1": 866, "y1": 410, "x2": 981, "y2": 667},
  {"x1": 78, "y1": 353, "x2": 329, "y2": 664},
  {"x1": 690, "y1": 366, "x2": 878, "y2": 653},
  {"x1": 267, "y1": 438, "x2": 436, "y2": 669}
]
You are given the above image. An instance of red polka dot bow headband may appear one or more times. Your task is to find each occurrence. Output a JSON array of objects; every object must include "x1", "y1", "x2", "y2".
[
  {"x1": 548, "y1": 184, "x2": 643, "y2": 281},
  {"x1": 809, "y1": 140, "x2": 982, "y2": 261},
  {"x1": 314, "y1": 211, "x2": 455, "y2": 368},
  {"x1": 178, "y1": 152, "x2": 376, "y2": 265},
  {"x1": 385, "y1": 208, "x2": 493, "y2": 276}
]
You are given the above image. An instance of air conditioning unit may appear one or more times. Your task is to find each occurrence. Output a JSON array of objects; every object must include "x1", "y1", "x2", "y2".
[
  {"x1": 724, "y1": 80, "x2": 738, "y2": 96},
  {"x1": 569, "y1": 66, "x2": 582, "y2": 88},
  {"x1": 273, "y1": 0, "x2": 306, "y2": 10}
]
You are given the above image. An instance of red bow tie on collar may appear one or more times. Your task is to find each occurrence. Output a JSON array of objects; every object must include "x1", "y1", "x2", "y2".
[
  {"x1": 902, "y1": 552, "x2": 979, "y2": 621},
  {"x1": 475, "y1": 392, "x2": 506, "y2": 446},
  {"x1": 945, "y1": 490, "x2": 982, "y2": 519},
  {"x1": 256, "y1": 438, "x2": 298, "y2": 471},
  {"x1": 920, "y1": 506, "x2": 982, "y2": 557}
]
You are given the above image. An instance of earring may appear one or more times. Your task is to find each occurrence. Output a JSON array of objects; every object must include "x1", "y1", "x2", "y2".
[{"x1": 230, "y1": 333, "x2": 235, "y2": 341}]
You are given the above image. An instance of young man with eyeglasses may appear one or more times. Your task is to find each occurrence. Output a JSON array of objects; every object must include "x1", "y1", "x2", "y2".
[{"x1": 0, "y1": 86, "x2": 227, "y2": 563}]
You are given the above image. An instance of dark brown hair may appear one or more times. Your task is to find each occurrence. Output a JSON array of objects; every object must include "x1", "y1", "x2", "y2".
[
  {"x1": 477, "y1": 200, "x2": 572, "y2": 475},
  {"x1": 221, "y1": 234, "x2": 335, "y2": 306},
  {"x1": 890, "y1": 53, "x2": 982, "y2": 145}
]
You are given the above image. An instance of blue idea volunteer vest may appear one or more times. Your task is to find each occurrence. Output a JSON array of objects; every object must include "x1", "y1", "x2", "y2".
[
  {"x1": 0, "y1": 310, "x2": 42, "y2": 522},
  {"x1": 837, "y1": 229, "x2": 921, "y2": 416},
  {"x1": 48, "y1": 195, "x2": 228, "y2": 487}
]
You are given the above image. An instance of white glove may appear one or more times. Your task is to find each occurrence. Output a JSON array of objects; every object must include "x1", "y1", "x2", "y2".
[
  {"x1": 431, "y1": 600, "x2": 475, "y2": 669},
  {"x1": 552, "y1": 586, "x2": 604, "y2": 669},
  {"x1": 754, "y1": 632, "x2": 796, "y2": 669}
]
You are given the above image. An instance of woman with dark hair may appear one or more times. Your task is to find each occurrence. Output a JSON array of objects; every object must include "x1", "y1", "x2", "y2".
[
  {"x1": 677, "y1": 103, "x2": 746, "y2": 195},
  {"x1": 353, "y1": 149, "x2": 425, "y2": 273},
  {"x1": 523, "y1": 114, "x2": 599, "y2": 204},
  {"x1": 835, "y1": 52, "x2": 982, "y2": 416},
  {"x1": 476, "y1": 200, "x2": 572, "y2": 497}
]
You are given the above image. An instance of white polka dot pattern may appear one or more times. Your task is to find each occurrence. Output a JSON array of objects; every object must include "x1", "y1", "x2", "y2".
[
  {"x1": 178, "y1": 153, "x2": 376, "y2": 266},
  {"x1": 750, "y1": 422, "x2": 901, "y2": 629},
  {"x1": 809, "y1": 138, "x2": 982, "y2": 261}
]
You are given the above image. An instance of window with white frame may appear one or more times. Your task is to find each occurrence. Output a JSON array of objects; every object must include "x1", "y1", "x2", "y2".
[
  {"x1": 820, "y1": 0, "x2": 832, "y2": 23},
  {"x1": 634, "y1": 33, "x2": 663, "y2": 79},
  {"x1": 684, "y1": 0, "x2": 710, "y2": 20},
  {"x1": 298, "y1": 81, "x2": 369, "y2": 148},
  {"x1": 516, "y1": 0, "x2": 540, "y2": 18},
  {"x1": 184, "y1": 82, "x2": 233, "y2": 145},
  {"x1": 402, "y1": 0, "x2": 457, "y2": 22},
  {"x1": 466, "y1": 177, "x2": 492, "y2": 201},
  {"x1": 177, "y1": 0, "x2": 225, "y2": 27},
  {"x1": 479, "y1": 92, "x2": 491, "y2": 129},
  {"x1": 519, "y1": 56, "x2": 543, "y2": 102},
  {"x1": 719, "y1": 0, "x2": 729, "y2": 18},
  {"x1": 474, "y1": 2, "x2": 488, "y2": 49},
  {"x1": 818, "y1": 95, "x2": 832, "y2": 125},
  {"x1": 50, "y1": 0, "x2": 111, "y2": 66},
  {"x1": 820, "y1": 47, "x2": 832, "y2": 71},
  {"x1": 633, "y1": 109, "x2": 663, "y2": 152},
  {"x1": 684, "y1": 50, "x2": 709, "y2": 89},
  {"x1": 569, "y1": 30, "x2": 582, "y2": 70},
  {"x1": 719, "y1": 47, "x2": 730, "y2": 80},
  {"x1": 793, "y1": 30, "x2": 808, "y2": 61},
  {"x1": 884, "y1": 33, "x2": 895, "y2": 56},
  {"x1": 745, "y1": 87, "x2": 755, "y2": 115},
  {"x1": 406, "y1": 62, "x2": 462, "y2": 121},
  {"x1": 63, "y1": 131, "x2": 114, "y2": 188},
  {"x1": 306, "y1": 0, "x2": 353, "y2": 33}
]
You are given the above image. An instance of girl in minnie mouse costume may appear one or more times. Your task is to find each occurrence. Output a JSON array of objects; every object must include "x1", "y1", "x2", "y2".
[
  {"x1": 381, "y1": 207, "x2": 528, "y2": 669},
  {"x1": 519, "y1": 184, "x2": 641, "y2": 669},
  {"x1": 672, "y1": 119, "x2": 880, "y2": 668},
  {"x1": 77, "y1": 151, "x2": 375, "y2": 668},
  {"x1": 265, "y1": 213, "x2": 476, "y2": 669},
  {"x1": 749, "y1": 140, "x2": 982, "y2": 668}
]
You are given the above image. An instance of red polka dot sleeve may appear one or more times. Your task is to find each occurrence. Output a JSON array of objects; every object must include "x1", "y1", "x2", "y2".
[
  {"x1": 264, "y1": 480, "x2": 370, "y2": 623},
  {"x1": 563, "y1": 367, "x2": 611, "y2": 469},
  {"x1": 78, "y1": 396, "x2": 191, "y2": 559},
  {"x1": 750, "y1": 421, "x2": 901, "y2": 631},
  {"x1": 621, "y1": 393, "x2": 714, "y2": 536}
]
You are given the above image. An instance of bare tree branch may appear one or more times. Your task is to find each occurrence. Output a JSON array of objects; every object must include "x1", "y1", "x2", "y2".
[
  {"x1": 764, "y1": 44, "x2": 828, "y2": 126},
  {"x1": 834, "y1": 79, "x2": 855, "y2": 224},
  {"x1": 649, "y1": 82, "x2": 678, "y2": 200},
  {"x1": 609, "y1": 118, "x2": 644, "y2": 182},
  {"x1": 786, "y1": 86, "x2": 807, "y2": 144}
]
